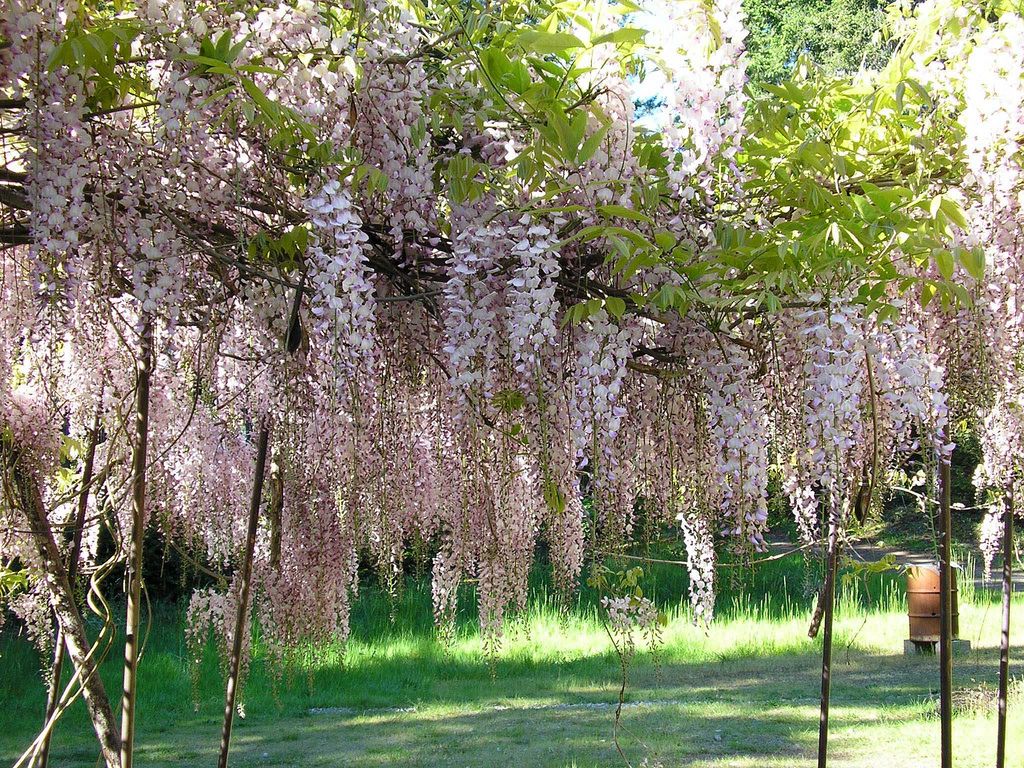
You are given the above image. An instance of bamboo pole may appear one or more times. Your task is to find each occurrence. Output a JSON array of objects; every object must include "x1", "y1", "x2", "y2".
[
  {"x1": 218, "y1": 274, "x2": 303, "y2": 768},
  {"x1": 121, "y1": 320, "x2": 152, "y2": 768},
  {"x1": 815, "y1": 518, "x2": 840, "y2": 768},
  {"x1": 217, "y1": 423, "x2": 270, "y2": 768},
  {"x1": 996, "y1": 486, "x2": 1013, "y2": 768},
  {"x1": 938, "y1": 458, "x2": 953, "y2": 768}
]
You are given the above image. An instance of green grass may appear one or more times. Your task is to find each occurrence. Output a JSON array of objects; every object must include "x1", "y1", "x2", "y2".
[{"x1": 1, "y1": 552, "x2": 1021, "y2": 767}]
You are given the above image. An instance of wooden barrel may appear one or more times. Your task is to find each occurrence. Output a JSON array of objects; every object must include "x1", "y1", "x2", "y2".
[{"x1": 907, "y1": 564, "x2": 959, "y2": 642}]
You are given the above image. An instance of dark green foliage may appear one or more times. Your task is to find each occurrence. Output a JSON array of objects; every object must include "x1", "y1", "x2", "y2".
[
  {"x1": 88, "y1": 526, "x2": 218, "y2": 604},
  {"x1": 742, "y1": 0, "x2": 892, "y2": 83}
]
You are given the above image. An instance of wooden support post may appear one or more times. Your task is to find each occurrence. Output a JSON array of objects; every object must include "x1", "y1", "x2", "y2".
[
  {"x1": 996, "y1": 486, "x2": 1013, "y2": 768},
  {"x1": 121, "y1": 321, "x2": 152, "y2": 768},
  {"x1": 217, "y1": 423, "x2": 270, "y2": 768},
  {"x1": 218, "y1": 274, "x2": 302, "y2": 768},
  {"x1": 938, "y1": 459, "x2": 953, "y2": 768},
  {"x1": 816, "y1": 519, "x2": 840, "y2": 768}
]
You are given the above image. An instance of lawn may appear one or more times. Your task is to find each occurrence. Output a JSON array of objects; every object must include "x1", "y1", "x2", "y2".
[{"x1": 1, "y1": 552, "x2": 1021, "y2": 768}]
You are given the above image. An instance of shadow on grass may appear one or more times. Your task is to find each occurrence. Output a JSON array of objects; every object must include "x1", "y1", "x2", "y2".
[
  {"x1": 2, "y1": 552, "x2": 1018, "y2": 768},
  {"x1": 7, "y1": 635, "x2": 1014, "y2": 768}
]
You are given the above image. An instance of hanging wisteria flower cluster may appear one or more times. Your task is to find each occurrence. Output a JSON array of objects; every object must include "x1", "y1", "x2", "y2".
[{"x1": 954, "y1": 9, "x2": 1024, "y2": 570}]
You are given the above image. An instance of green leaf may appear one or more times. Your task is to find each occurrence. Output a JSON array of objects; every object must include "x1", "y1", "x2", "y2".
[
  {"x1": 227, "y1": 37, "x2": 249, "y2": 64},
  {"x1": 605, "y1": 296, "x2": 626, "y2": 318},
  {"x1": 591, "y1": 27, "x2": 646, "y2": 46},
  {"x1": 920, "y1": 281, "x2": 937, "y2": 309},
  {"x1": 481, "y1": 46, "x2": 511, "y2": 81},
  {"x1": 494, "y1": 389, "x2": 526, "y2": 413},
  {"x1": 615, "y1": 251, "x2": 660, "y2": 280},
  {"x1": 603, "y1": 226, "x2": 653, "y2": 249},
  {"x1": 236, "y1": 64, "x2": 285, "y2": 76},
  {"x1": 188, "y1": 55, "x2": 236, "y2": 70},
  {"x1": 939, "y1": 197, "x2": 968, "y2": 230},
  {"x1": 654, "y1": 231, "x2": 677, "y2": 251},
  {"x1": 543, "y1": 479, "x2": 566, "y2": 515},
  {"x1": 240, "y1": 77, "x2": 279, "y2": 123},
  {"x1": 597, "y1": 205, "x2": 652, "y2": 223},
  {"x1": 933, "y1": 249, "x2": 954, "y2": 281},
  {"x1": 577, "y1": 123, "x2": 609, "y2": 163},
  {"x1": 215, "y1": 29, "x2": 233, "y2": 59},
  {"x1": 957, "y1": 246, "x2": 985, "y2": 280},
  {"x1": 516, "y1": 30, "x2": 585, "y2": 56},
  {"x1": 507, "y1": 60, "x2": 532, "y2": 94},
  {"x1": 876, "y1": 303, "x2": 900, "y2": 325}
]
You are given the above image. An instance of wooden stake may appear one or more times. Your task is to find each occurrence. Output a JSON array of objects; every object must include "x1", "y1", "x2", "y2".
[
  {"x1": 938, "y1": 458, "x2": 953, "y2": 768},
  {"x1": 816, "y1": 518, "x2": 840, "y2": 768},
  {"x1": 996, "y1": 486, "x2": 1013, "y2": 768},
  {"x1": 217, "y1": 423, "x2": 270, "y2": 768},
  {"x1": 218, "y1": 273, "x2": 302, "y2": 768},
  {"x1": 121, "y1": 321, "x2": 152, "y2": 768}
]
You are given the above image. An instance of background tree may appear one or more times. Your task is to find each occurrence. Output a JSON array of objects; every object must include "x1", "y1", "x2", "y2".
[{"x1": 742, "y1": 0, "x2": 890, "y2": 83}]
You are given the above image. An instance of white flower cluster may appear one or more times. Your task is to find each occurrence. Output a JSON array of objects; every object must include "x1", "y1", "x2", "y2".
[
  {"x1": 676, "y1": 510, "x2": 716, "y2": 623},
  {"x1": 356, "y1": 2, "x2": 435, "y2": 248},
  {"x1": 701, "y1": 351, "x2": 769, "y2": 549},
  {"x1": 306, "y1": 180, "x2": 377, "y2": 381},
  {"x1": 442, "y1": 215, "x2": 505, "y2": 400},
  {"x1": 571, "y1": 311, "x2": 637, "y2": 469},
  {"x1": 977, "y1": 501, "x2": 1007, "y2": 579},
  {"x1": 876, "y1": 318, "x2": 951, "y2": 460},
  {"x1": 642, "y1": 0, "x2": 748, "y2": 196},
  {"x1": 507, "y1": 216, "x2": 562, "y2": 377},
  {"x1": 797, "y1": 306, "x2": 865, "y2": 522},
  {"x1": 602, "y1": 594, "x2": 658, "y2": 636},
  {"x1": 975, "y1": 390, "x2": 1024, "y2": 492},
  {"x1": 962, "y1": 16, "x2": 1024, "y2": 423},
  {"x1": 10, "y1": 0, "x2": 92, "y2": 300}
]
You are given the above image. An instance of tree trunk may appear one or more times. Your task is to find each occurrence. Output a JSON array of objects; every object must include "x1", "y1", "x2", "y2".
[
  {"x1": 815, "y1": 517, "x2": 840, "y2": 768},
  {"x1": 996, "y1": 486, "x2": 1013, "y2": 768},
  {"x1": 121, "y1": 321, "x2": 152, "y2": 768},
  {"x1": 218, "y1": 423, "x2": 270, "y2": 768},
  {"x1": 2, "y1": 444, "x2": 121, "y2": 768},
  {"x1": 938, "y1": 459, "x2": 953, "y2": 768},
  {"x1": 37, "y1": 413, "x2": 101, "y2": 768}
]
